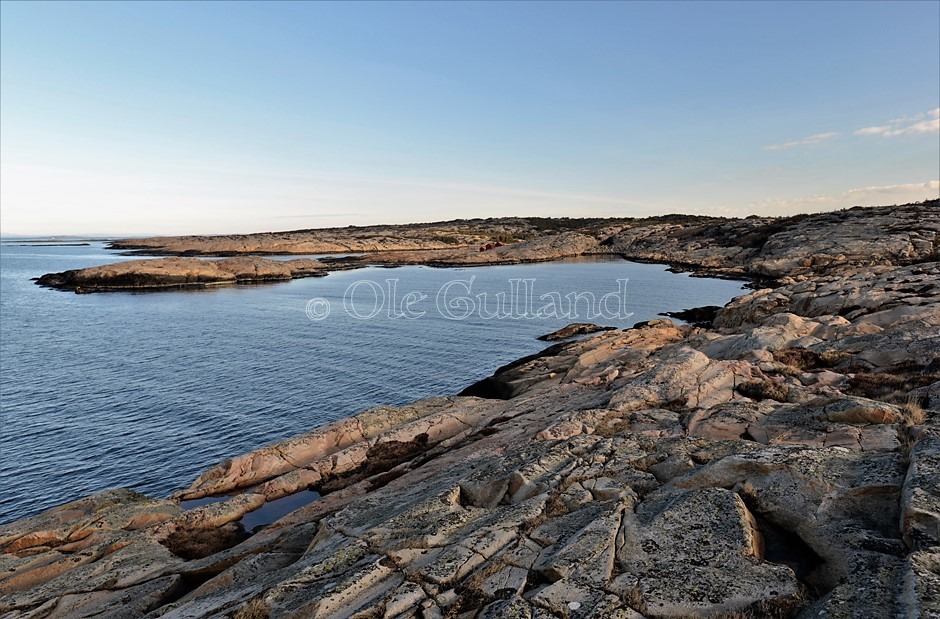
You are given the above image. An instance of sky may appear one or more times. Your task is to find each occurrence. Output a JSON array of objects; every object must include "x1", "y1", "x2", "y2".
[{"x1": 1, "y1": 1, "x2": 938, "y2": 236}]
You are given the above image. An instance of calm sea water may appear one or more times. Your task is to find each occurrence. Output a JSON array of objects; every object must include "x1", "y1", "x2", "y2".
[{"x1": 0, "y1": 241, "x2": 745, "y2": 523}]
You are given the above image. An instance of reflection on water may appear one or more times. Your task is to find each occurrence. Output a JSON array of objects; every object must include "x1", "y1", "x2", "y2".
[
  {"x1": 179, "y1": 489, "x2": 321, "y2": 533},
  {"x1": 241, "y1": 490, "x2": 321, "y2": 532},
  {"x1": 179, "y1": 495, "x2": 231, "y2": 510}
]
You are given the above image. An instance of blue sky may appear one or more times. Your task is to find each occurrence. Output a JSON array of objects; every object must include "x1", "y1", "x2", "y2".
[{"x1": 1, "y1": 1, "x2": 938, "y2": 235}]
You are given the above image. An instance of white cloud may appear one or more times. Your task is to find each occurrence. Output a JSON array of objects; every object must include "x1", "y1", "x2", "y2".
[
  {"x1": 855, "y1": 108, "x2": 940, "y2": 137},
  {"x1": 745, "y1": 181, "x2": 940, "y2": 216},
  {"x1": 764, "y1": 132, "x2": 838, "y2": 151},
  {"x1": 855, "y1": 125, "x2": 892, "y2": 136}
]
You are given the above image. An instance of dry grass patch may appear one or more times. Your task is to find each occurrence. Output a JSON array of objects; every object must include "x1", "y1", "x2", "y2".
[
  {"x1": 737, "y1": 380, "x2": 789, "y2": 403},
  {"x1": 465, "y1": 558, "x2": 509, "y2": 586},
  {"x1": 544, "y1": 493, "x2": 568, "y2": 518},
  {"x1": 319, "y1": 433, "x2": 431, "y2": 493},
  {"x1": 676, "y1": 591, "x2": 808, "y2": 619},
  {"x1": 899, "y1": 429, "x2": 920, "y2": 466},
  {"x1": 772, "y1": 348, "x2": 849, "y2": 371},
  {"x1": 899, "y1": 400, "x2": 927, "y2": 426},
  {"x1": 594, "y1": 416, "x2": 631, "y2": 438},
  {"x1": 162, "y1": 523, "x2": 245, "y2": 560},
  {"x1": 845, "y1": 358, "x2": 939, "y2": 403},
  {"x1": 519, "y1": 512, "x2": 548, "y2": 536},
  {"x1": 622, "y1": 584, "x2": 648, "y2": 614},
  {"x1": 233, "y1": 598, "x2": 269, "y2": 619}
]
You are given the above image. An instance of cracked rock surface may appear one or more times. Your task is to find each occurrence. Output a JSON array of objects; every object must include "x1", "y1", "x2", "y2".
[{"x1": 5, "y1": 202, "x2": 940, "y2": 617}]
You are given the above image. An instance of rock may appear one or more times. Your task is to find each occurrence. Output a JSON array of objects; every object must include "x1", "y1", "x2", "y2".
[
  {"x1": 675, "y1": 444, "x2": 910, "y2": 601},
  {"x1": 751, "y1": 204, "x2": 940, "y2": 278},
  {"x1": 612, "y1": 487, "x2": 801, "y2": 617},
  {"x1": 659, "y1": 305, "x2": 723, "y2": 327},
  {"x1": 0, "y1": 489, "x2": 180, "y2": 554},
  {"x1": 605, "y1": 201, "x2": 939, "y2": 281},
  {"x1": 322, "y1": 231, "x2": 603, "y2": 271},
  {"x1": 901, "y1": 547, "x2": 940, "y2": 618},
  {"x1": 901, "y1": 437, "x2": 940, "y2": 550},
  {"x1": 716, "y1": 263, "x2": 940, "y2": 328},
  {"x1": 0, "y1": 490, "x2": 183, "y2": 618},
  {"x1": 799, "y1": 555, "x2": 909, "y2": 619},
  {"x1": 537, "y1": 323, "x2": 617, "y2": 341},
  {"x1": 36, "y1": 256, "x2": 326, "y2": 292},
  {"x1": 106, "y1": 218, "x2": 608, "y2": 256},
  {"x1": 816, "y1": 395, "x2": 905, "y2": 425}
]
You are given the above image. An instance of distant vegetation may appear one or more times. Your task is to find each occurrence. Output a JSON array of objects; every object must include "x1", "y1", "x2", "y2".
[
  {"x1": 666, "y1": 212, "x2": 814, "y2": 250},
  {"x1": 523, "y1": 217, "x2": 612, "y2": 231},
  {"x1": 845, "y1": 358, "x2": 940, "y2": 406}
]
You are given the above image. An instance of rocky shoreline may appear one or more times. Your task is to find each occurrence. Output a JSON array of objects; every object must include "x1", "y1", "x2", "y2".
[
  {"x1": 36, "y1": 201, "x2": 939, "y2": 293},
  {"x1": 4, "y1": 202, "x2": 939, "y2": 618}
]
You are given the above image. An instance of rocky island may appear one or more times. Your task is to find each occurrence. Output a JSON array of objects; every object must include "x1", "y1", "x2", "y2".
[
  {"x1": 4, "y1": 201, "x2": 940, "y2": 618},
  {"x1": 35, "y1": 257, "x2": 328, "y2": 293}
]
